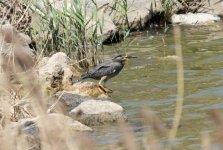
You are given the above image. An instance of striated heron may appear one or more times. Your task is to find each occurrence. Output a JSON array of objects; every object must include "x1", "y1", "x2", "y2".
[{"x1": 81, "y1": 54, "x2": 136, "y2": 92}]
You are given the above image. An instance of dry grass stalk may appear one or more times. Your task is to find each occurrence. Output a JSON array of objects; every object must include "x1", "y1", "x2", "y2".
[
  {"x1": 0, "y1": 0, "x2": 32, "y2": 33},
  {"x1": 119, "y1": 121, "x2": 138, "y2": 150},
  {"x1": 167, "y1": 25, "x2": 184, "y2": 149},
  {"x1": 140, "y1": 108, "x2": 166, "y2": 150},
  {"x1": 0, "y1": 22, "x2": 98, "y2": 150},
  {"x1": 201, "y1": 132, "x2": 211, "y2": 150},
  {"x1": 209, "y1": 110, "x2": 223, "y2": 143}
]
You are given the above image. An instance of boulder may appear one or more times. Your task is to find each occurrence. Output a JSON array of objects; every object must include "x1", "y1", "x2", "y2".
[
  {"x1": 69, "y1": 100, "x2": 127, "y2": 126},
  {"x1": 52, "y1": 91, "x2": 93, "y2": 113},
  {"x1": 37, "y1": 52, "x2": 80, "y2": 95},
  {"x1": 171, "y1": 13, "x2": 220, "y2": 25}
]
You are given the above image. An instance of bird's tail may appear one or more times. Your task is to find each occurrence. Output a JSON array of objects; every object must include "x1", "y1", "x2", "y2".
[{"x1": 81, "y1": 72, "x2": 90, "y2": 80}]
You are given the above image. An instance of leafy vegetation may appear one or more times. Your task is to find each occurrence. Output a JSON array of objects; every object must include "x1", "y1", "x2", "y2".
[
  {"x1": 32, "y1": 0, "x2": 104, "y2": 68},
  {"x1": 0, "y1": 0, "x2": 210, "y2": 69},
  {"x1": 161, "y1": 0, "x2": 174, "y2": 23},
  {"x1": 113, "y1": 0, "x2": 130, "y2": 30}
]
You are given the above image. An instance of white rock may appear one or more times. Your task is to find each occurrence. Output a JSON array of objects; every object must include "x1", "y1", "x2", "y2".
[
  {"x1": 171, "y1": 13, "x2": 220, "y2": 25},
  {"x1": 70, "y1": 100, "x2": 127, "y2": 125},
  {"x1": 71, "y1": 100, "x2": 123, "y2": 114}
]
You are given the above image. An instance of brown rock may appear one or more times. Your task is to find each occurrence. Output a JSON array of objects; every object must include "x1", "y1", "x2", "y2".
[{"x1": 71, "y1": 82, "x2": 109, "y2": 98}]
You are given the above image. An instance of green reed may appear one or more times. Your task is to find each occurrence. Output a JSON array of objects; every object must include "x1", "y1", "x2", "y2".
[{"x1": 32, "y1": 0, "x2": 104, "y2": 68}]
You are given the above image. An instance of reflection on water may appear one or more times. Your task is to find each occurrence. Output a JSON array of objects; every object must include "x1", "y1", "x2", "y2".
[{"x1": 89, "y1": 22, "x2": 223, "y2": 150}]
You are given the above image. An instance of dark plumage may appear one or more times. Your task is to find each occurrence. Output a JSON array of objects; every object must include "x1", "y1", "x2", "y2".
[
  {"x1": 81, "y1": 54, "x2": 136, "y2": 92},
  {"x1": 81, "y1": 54, "x2": 126, "y2": 82},
  {"x1": 81, "y1": 55, "x2": 136, "y2": 92}
]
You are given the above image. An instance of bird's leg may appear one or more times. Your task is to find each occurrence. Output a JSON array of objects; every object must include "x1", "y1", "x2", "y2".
[
  {"x1": 98, "y1": 76, "x2": 112, "y2": 93},
  {"x1": 99, "y1": 76, "x2": 107, "y2": 86}
]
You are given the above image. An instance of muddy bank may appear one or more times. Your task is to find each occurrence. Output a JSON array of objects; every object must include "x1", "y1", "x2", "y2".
[
  {"x1": 31, "y1": 0, "x2": 223, "y2": 43},
  {"x1": 1, "y1": 0, "x2": 222, "y2": 46}
]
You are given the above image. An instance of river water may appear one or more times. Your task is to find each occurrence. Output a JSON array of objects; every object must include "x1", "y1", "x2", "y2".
[{"x1": 89, "y1": 22, "x2": 223, "y2": 150}]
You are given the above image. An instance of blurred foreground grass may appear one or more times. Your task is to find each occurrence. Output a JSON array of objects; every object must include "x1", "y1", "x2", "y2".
[
  {"x1": 0, "y1": 0, "x2": 223, "y2": 150},
  {"x1": 1, "y1": 20, "x2": 223, "y2": 150}
]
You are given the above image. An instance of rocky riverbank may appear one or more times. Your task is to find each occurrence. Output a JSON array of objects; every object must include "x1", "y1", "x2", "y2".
[
  {"x1": 0, "y1": 24, "x2": 127, "y2": 149},
  {"x1": 1, "y1": 1, "x2": 223, "y2": 149}
]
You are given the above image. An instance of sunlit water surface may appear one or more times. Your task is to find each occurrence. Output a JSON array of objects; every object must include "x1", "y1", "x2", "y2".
[{"x1": 88, "y1": 22, "x2": 223, "y2": 150}]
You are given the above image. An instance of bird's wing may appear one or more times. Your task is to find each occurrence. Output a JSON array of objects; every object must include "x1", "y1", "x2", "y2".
[
  {"x1": 94, "y1": 60, "x2": 112, "y2": 70},
  {"x1": 87, "y1": 64, "x2": 111, "y2": 75},
  {"x1": 97, "y1": 65, "x2": 111, "y2": 70},
  {"x1": 96, "y1": 63, "x2": 118, "y2": 75}
]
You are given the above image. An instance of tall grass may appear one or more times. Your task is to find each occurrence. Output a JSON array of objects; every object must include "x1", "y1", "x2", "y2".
[
  {"x1": 32, "y1": 0, "x2": 104, "y2": 68},
  {"x1": 112, "y1": 0, "x2": 132, "y2": 43},
  {"x1": 0, "y1": 0, "x2": 32, "y2": 34},
  {"x1": 113, "y1": 0, "x2": 130, "y2": 30},
  {"x1": 161, "y1": 0, "x2": 174, "y2": 23}
]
